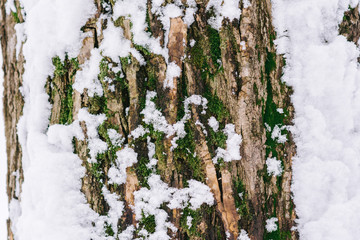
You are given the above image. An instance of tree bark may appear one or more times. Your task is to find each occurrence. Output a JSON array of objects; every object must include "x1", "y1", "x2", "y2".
[{"x1": 1, "y1": 0, "x2": 299, "y2": 239}]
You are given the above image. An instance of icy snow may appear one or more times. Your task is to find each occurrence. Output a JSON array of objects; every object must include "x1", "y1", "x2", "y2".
[{"x1": 272, "y1": 0, "x2": 360, "y2": 239}]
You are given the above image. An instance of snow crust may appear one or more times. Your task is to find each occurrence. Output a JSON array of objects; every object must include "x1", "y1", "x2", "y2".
[{"x1": 272, "y1": 0, "x2": 360, "y2": 238}]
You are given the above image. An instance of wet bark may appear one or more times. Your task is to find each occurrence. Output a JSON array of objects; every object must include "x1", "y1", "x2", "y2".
[{"x1": 1, "y1": 0, "x2": 301, "y2": 239}]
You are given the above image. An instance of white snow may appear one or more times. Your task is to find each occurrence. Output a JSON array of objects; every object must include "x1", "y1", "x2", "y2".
[
  {"x1": 213, "y1": 124, "x2": 242, "y2": 164},
  {"x1": 243, "y1": 0, "x2": 251, "y2": 9},
  {"x1": 238, "y1": 229, "x2": 251, "y2": 240},
  {"x1": 133, "y1": 174, "x2": 214, "y2": 239},
  {"x1": 206, "y1": 0, "x2": 241, "y2": 30},
  {"x1": 208, "y1": 116, "x2": 219, "y2": 132},
  {"x1": 108, "y1": 146, "x2": 138, "y2": 185},
  {"x1": 265, "y1": 217, "x2": 278, "y2": 232},
  {"x1": 164, "y1": 62, "x2": 181, "y2": 89},
  {"x1": 73, "y1": 48, "x2": 103, "y2": 97},
  {"x1": 266, "y1": 157, "x2": 283, "y2": 177},
  {"x1": 12, "y1": 0, "x2": 111, "y2": 239},
  {"x1": 186, "y1": 216, "x2": 193, "y2": 229},
  {"x1": 272, "y1": 0, "x2": 360, "y2": 239}
]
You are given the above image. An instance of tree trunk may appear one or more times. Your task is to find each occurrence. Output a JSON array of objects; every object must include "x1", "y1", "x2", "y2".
[{"x1": 1, "y1": 0, "x2": 299, "y2": 239}]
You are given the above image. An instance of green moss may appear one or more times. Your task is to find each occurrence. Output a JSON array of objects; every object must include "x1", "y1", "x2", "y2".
[
  {"x1": 11, "y1": 11, "x2": 20, "y2": 24},
  {"x1": 233, "y1": 178, "x2": 250, "y2": 222},
  {"x1": 53, "y1": 56, "x2": 67, "y2": 77},
  {"x1": 204, "y1": 87, "x2": 229, "y2": 122},
  {"x1": 174, "y1": 122, "x2": 204, "y2": 181},
  {"x1": 139, "y1": 213, "x2": 156, "y2": 234},
  {"x1": 180, "y1": 207, "x2": 202, "y2": 237},
  {"x1": 104, "y1": 222, "x2": 115, "y2": 237},
  {"x1": 265, "y1": 49, "x2": 277, "y2": 75},
  {"x1": 207, "y1": 26, "x2": 221, "y2": 69},
  {"x1": 134, "y1": 44, "x2": 152, "y2": 57},
  {"x1": 59, "y1": 84, "x2": 73, "y2": 125},
  {"x1": 136, "y1": 157, "x2": 153, "y2": 187},
  {"x1": 264, "y1": 225, "x2": 291, "y2": 240},
  {"x1": 89, "y1": 95, "x2": 108, "y2": 115}
]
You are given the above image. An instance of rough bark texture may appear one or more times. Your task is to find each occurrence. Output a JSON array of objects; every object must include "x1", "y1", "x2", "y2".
[{"x1": 1, "y1": 0, "x2": 303, "y2": 239}]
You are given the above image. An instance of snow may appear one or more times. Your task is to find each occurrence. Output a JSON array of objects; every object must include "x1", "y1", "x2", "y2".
[
  {"x1": 133, "y1": 174, "x2": 214, "y2": 239},
  {"x1": 272, "y1": 0, "x2": 360, "y2": 239},
  {"x1": 12, "y1": 0, "x2": 109, "y2": 239},
  {"x1": 206, "y1": 0, "x2": 241, "y2": 30},
  {"x1": 237, "y1": 229, "x2": 251, "y2": 240},
  {"x1": 208, "y1": 116, "x2": 219, "y2": 132},
  {"x1": 164, "y1": 62, "x2": 181, "y2": 89},
  {"x1": 266, "y1": 157, "x2": 283, "y2": 177},
  {"x1": 108, "y1": 146, "x2": 138, "y2": 185},
  {"x1": 0, "y1": 41, "x2": 7, "y2": 240},
  {"x1": 242, "y1": 0, "x2": 251, "y2": 9},
  {"x1": 186, "y1": 216, "x2": 193, "y2": 229},
  {"x1": 100, "y1": 20, "x2": 144, "y2": 64},
  {"x1": 265, "y1": 217, "x2": 278, "y2": 232},
  {"x1": 73, "y1": 48, "x2": 103, "y2": 97},
  {"x1": 213, "y1": 124, "x2": 242, "y2": 164}
]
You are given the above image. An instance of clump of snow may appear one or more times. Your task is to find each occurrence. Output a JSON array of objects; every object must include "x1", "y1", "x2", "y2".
[
  {"x1": 213, "y1": 124, "x2": 242, "y2": 164},
  {"x1": 190, "y1": 39, "x2": 196, "y2": 47},
  {"x1": 270, "y1": 124, "x2": 287, "y2": 143},
  {"x1": 117, "y1": 225, "x2": 135, "y2": 240},
  {"x1": 102, "y1": 186, "x2": 124, "y2": 236},
  {"x1": 108, "y1": 146, "x2": 138, "y2": 185},
  {"x1": 107, "y1": 129, "x2": 124, "y2": 147},
  {"x1": 100, "y1": 20, "x2": 144, "y2": 64},
  {"x1": 271, "y1": 0, "x2": 360, "y2": 238},
  {"x1": 238, "y1": 229, "x2": 251, "y2": 240},
  {"x1": 113, "y1": 0, "x2": 168, "y2": 61},
  {"x1": 73, "y1": 48, "x2": 103, "y2": 97},
  {"x1": 15, "y1": 23, "x2": 26, "y2": 59},
  {"x1": 164, "y1": 62, "x2": 181, "y2": 89},
  {"x1": 206, "y1": 0, "x2": 241, "y2": 30},
  {"x1": 242, "y1": 0, "x2": 251, "y2": 9},
  {"x1": 208, "y1": 116, "x2": 219, "y2": 132},
  {"x1": 13, "y1": 0, "x2": 110, "y2": 238},
  {"x1": 276, "y1": 108, "x2": 284, "y2": 114},
  {"x1": 78, "y1": 109, "x2": 107, "y2": 162},
  {"x1": 5, "y1": 0, "x2": 16, "y2": 15},
  {"x1": 266, "y1": 157, "x2": 283, "y2": 177},
  {"x1": 134, "y1": 174, "x2": 214, "y2": 239},
  {"x1": 130, "y1": 125, "x2": 149, "y2": 139},
  {"x1": 240, "y1": 41, "x2": 246, "y2": 50},
  {"x1": 186, "y1": 216, "x2": 193, "y2": 229},
  {"x1": 265, "y1": 217, "x2": 278, "y2": 232}
]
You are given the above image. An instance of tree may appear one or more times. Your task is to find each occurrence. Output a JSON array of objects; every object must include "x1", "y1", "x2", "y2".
[{"x1": 1, "y1": 0, "x2": 298, "y2": 239}]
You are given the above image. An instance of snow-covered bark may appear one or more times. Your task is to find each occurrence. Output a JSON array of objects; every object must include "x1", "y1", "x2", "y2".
[{"x1": 1, "y1": 0, "x2": 298, "y2": 239}]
